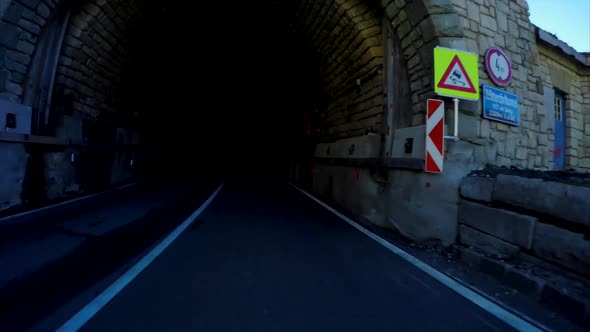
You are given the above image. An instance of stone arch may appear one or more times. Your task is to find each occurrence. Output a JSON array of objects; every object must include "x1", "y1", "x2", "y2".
[
  {"x1": 0, "y1": 0, "x2": 469, "y2": 208},
  {"x1": 0, "y1": 0, "x2": 467, "y2": 134}
]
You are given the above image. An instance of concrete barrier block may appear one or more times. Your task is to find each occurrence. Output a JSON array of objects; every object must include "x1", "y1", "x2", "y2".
[
  {"x1": 459, "y1": 200, "x2": 536, "y2": 249},
  {"x1": 459, "y1": 176, "x2": 494, "y2": 202},
  {"x1": 459, "y1": 225, "x2": 520, "y2": 258},
  {"x1": 532, "y1": 223, "x2": 590, "y2": 277}
]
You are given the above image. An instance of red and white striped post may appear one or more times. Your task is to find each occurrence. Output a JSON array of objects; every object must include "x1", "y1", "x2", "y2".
[{"x1": 425, "y1": 99, "x2": 445, "y2": 173}]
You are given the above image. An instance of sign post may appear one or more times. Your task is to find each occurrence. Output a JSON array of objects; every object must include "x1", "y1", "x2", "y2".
[{"x1": 426, "y1": 99, "x2": 445, "y2": 173}]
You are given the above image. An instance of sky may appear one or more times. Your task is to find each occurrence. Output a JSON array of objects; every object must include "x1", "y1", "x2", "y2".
[{"x1": 527, "y1": 0, "x2": 590, "y2": 52}]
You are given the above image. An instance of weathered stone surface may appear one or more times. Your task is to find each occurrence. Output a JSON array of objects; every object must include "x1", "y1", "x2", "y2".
[
  {"x1": 17, "y1": 18, "x2": 40, "y2": 34},
  {"x1": 493, "y1": 175, "x2": 590, "y2": 227},
  {"x1": 5, "y1": 58, "x2": 27, "y2": 74},
  {"x1": 459, "y1": 200, "x2": 537, "y2": 249},
  {"x1": 532, "y1": 223, "x2": 590, "y2": 277},
  {"x1": 431, "y1": 13, "x2": 463, "y2": 37},
  {"x1": 466, "y1": 1, "x2": 480, "y2": 17},
  {"x1": 2, "y1": 2, "x2": 24, "y2": 24},
  {"x1": 16, "y1": 40, "x2": 34, "y2": 55},
  {"x1": 0, "y1": 70, "x2": 7, "y2": 91},
  {"x1": 460, "y1": 176, "x2": 494, "y2": 202},
  {"x1": 0, "y1": 143, "x2": 27, "y2": 210},
  {"x1": 0, "y1": 22, "x2": 20, "y2": 48},
  {"x1": 6, "y1": 50, "x2": 30, "y2": 65},
  {"x1": 5, "y1": 81, "x2": 23, "y2": 95},
  {"x1": 37, "y1": 2, "x2": 50, "y2": 18},
  {"x1": 459, "y1": 224, "x2": 520, "y2": 258}
]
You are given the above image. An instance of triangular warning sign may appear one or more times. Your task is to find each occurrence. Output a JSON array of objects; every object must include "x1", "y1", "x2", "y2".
[{"x1": 437, "y1": 55, "x2": 477, "y2": 93}]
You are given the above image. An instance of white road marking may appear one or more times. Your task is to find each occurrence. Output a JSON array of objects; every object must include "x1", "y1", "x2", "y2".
[
  {"x1": 0, "y1": 181, "x2": 143, "y2": 223},
  {"x1": 56, "y1": 183, "x2": 224, "y2": 332},
  {"x1": 290, "y1": 183, "x2": 544, "y2": 332}
]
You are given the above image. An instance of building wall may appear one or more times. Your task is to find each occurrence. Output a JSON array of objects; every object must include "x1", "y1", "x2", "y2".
[
  {"x1": 537, "y1": 45, "x2": 590, "y2": 170},
  {"x1": 312, "y1": 0, "x2": 590, "y2": 246}
]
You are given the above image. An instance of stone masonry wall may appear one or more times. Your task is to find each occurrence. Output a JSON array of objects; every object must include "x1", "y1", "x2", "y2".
[
  {"x1": 54, "y1": 0, "x2": 142, "y2": 120},
  {"x1": 456, "y1": 0, "x2": 551, "y2": 170},
  {"x1": 0, "y1": 0, "x2": 65, "y2": 103},
  {"x1": 294, "y1": 0, "x2": 385, "y2": 139}
]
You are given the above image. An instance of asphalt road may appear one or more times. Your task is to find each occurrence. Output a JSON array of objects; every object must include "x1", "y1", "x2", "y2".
[{"x1": 57, "y1": 179, "x2": 518, "y2": 332}]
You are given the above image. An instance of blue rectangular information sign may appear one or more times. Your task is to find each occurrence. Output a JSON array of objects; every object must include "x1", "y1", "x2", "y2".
[{"x1": 482, "y1": 84, "x2": 520, "y2": 126}]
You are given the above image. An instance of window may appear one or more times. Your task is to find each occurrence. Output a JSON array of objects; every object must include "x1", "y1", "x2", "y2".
[{"x1": 554, "y1": 93, "x2": 563, "y2": 121}]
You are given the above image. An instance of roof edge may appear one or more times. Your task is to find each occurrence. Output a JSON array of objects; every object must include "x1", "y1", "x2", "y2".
[{"x1": 534, "y1": 25, "x2": 589, "y2": 67}]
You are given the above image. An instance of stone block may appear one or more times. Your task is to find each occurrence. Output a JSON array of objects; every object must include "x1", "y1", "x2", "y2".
[
  {"x1": 496, "y1": 10, "x2": 508, "y2": 32},
  {"x1": 515, "y1": 147, "x2": 527, "y2": 160},
  {"x1": 493, "y1": 175, "x2": 590, "y2": 227},
  {"x1": 480, "y1": 119, "x2": 490, "y2": 138},
  {"x1": 458, "y1": 200, "x2": 537, "y2": 249},
  {"x1": 0, "y1": 142, "x2": 28, "y2": 210},
  {"x1": 533, "y1": 223, "x2": 590, "y2": 277},
  {"x1": 458, "y1": 113, "x2": 479, "y2": 138},
  {"x1": 0, "y1": 22, "x2": 20, "y2": 48},
  {"x1": 16, "y1": 40, "x2": 34, "y2": 55},
  {"x1": 431, "y1": 13, "x2": 463, "y2": 37},
  {"x1": 37, "y1": 2, "x2": 50, "y2": 18},
  {"x1": 5, "y1": 58, "x2": 27, "y2": 74},
  {"x1": 18, "y1": 18, "x2": 40, "y2": 35},
  {"x1": 492, "y1": 174, "x2": 542, "y2": 207},
  {"x1": 21, "y1": 0, "x2": 41, "y2": 9},
  {"x1": 2, "y1": 2, "x2": 24, "y2": 25},
  {"x1": 460, "y1": 176, "x2": 494, "y2": 202},
  {"x1": 459, "y1": 224, "x2": 520, "y2": 258},
  {"x1": 6, "y1": 50, "x2": 30, "y2": 65},
  {"x1": 480, "y1": 13, "x2": 497, "y2": 31},
  {"x1": 5, "y1": 81, "x2": 23, "y2": 95},
  {"x1": 466, "y1": 1, "x2": 479, "y2": 20}
]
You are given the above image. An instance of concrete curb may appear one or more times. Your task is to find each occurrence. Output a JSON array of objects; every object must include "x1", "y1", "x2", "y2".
[
  {"x1": 458, "y1": 247, "x2": 590, "y2": 328},
  {"x1": 0, "y1": 180, "x2": 146, "y2": 237}
]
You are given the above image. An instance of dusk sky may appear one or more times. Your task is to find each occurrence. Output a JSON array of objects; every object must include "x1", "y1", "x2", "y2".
[{"x1": 528, "y1": 0, "x2": 590, "y2": 52}]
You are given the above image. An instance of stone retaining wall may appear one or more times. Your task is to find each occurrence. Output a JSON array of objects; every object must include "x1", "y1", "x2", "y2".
[{"x1": 459, "y1": 172, "x2": 590, "y2": 277}]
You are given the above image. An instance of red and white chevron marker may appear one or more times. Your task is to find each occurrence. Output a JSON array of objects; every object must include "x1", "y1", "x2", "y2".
[{"x1": 425, "y1": 99, "x2": 445, "y2": 173}]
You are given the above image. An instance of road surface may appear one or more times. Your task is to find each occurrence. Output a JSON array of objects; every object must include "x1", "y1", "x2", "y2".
[{"x1": 55, "y1": 180, "x2": 520, "y2": 331}]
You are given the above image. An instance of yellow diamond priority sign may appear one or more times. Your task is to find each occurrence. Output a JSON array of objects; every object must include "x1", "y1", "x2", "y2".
[{"x1": 434, "y1": 47, "x2": 480, "y2": 101}]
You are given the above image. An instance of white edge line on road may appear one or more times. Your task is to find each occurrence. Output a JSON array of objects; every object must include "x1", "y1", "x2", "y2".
[
  {"x1": 56, "y1": 183, "x2": 224, "y2": 332},
  {"x1": 290, "y1": 183, "x2": 544, "y2": 332},
  {"x1": 0, "y1": 181, "x2": 143, "y2": 223}
]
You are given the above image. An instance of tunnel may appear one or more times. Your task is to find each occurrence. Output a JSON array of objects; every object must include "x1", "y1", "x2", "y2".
[
  {"x1": 1, "y1": 0, "x2": 469, "y2": 243},
  {"x1": 27, "y1": 0, "x2": 398, "y2": 186}
]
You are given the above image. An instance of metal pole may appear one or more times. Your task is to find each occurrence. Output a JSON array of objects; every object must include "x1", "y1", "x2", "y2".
[{"x1": 453, "y1": 98, "x2": 459, "y2": 137}]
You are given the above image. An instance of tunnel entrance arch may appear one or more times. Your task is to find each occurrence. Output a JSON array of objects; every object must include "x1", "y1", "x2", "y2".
[{"x1": 0, "y1": 0, "x2": 468, "y2": 237}]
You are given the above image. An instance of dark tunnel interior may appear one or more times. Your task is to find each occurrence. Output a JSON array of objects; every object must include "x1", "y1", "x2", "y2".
[{"x1": 114, "y1": 2, "x2": 325, "y2": 180}]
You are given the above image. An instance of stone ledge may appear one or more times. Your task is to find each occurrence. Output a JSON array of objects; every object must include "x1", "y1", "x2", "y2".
[
  {"x1": 458, "y1": 247, "x2": 590, "y2": 328},
  {"x1": 459, "y1": 224, "x2": 520, "y2": 259},
  {"x1": 532, "y1": 223, "x2": 590, "y2": 278}
]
